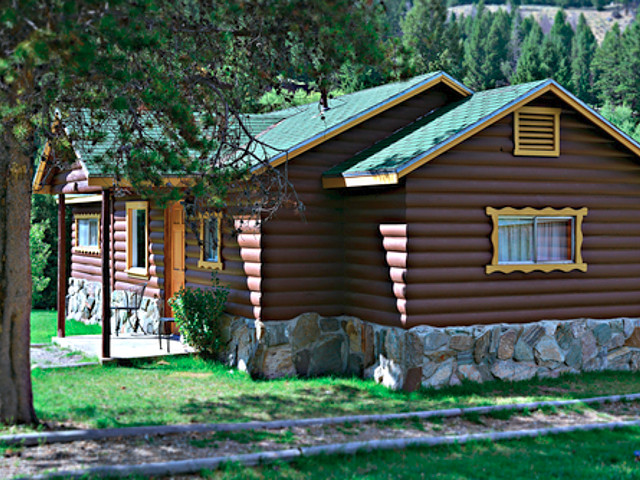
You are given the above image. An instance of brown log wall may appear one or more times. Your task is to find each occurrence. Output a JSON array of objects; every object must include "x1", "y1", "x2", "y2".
[
  {"x1": 342, "y1": 190, "x2": 405, "y2": 327},
  {"x1": 404, "y1": 96, "x2": 640, "y2": 327},
  {"x1": 184, "y1": 215, "x2": 260, "y2": 320},
  {"x1": 70, "y1": 204, "x2": 105, "y2": 282},
  {"x1": 70, "y1": 199, "x2": 164, "y2": 304},
  {"x1": 260, "y1": 85, "x2": 456, "y2": 321}
]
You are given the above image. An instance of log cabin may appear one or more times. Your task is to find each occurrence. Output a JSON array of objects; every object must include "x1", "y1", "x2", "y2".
[{"x1": 33, "y1": 72, "x2": 640, "y2": 386}]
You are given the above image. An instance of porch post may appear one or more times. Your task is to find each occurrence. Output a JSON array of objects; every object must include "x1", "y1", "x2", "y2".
[
  {"x1": 101, "y1": 189, "x2": 111, "y2": 359},
  {"x1": 57, "y1": 194, "x2": 66, "y2": 338}
]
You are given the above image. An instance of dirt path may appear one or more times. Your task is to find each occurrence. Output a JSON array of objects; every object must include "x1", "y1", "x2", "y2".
[
  {"x1": 4, "y1": 400, "x2": 638, "y2": 479},
  {"x1": 30, "y1": 344, "x2": 98, "y2": 369}
]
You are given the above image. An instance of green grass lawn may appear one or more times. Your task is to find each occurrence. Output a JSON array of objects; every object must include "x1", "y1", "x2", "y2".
[
  {"x1": 203, "y1": 427, "x2": 640, "y2": 479},
  {"x1": 21, "y1": 355, "x2": 640, "y2": 434},
  {"x1": 31, "y1": 309, "x2": 101, "y2": 344}
]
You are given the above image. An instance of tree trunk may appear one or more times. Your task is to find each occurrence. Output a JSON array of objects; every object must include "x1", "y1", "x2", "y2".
[{"x1": 0, "y1": 130, "x2": 36, "y2": 425}]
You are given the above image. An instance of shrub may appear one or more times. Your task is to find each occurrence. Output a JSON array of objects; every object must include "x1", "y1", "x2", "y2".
[{"x1": 168, "y1": 275, "x2": 229, "y2": 358}]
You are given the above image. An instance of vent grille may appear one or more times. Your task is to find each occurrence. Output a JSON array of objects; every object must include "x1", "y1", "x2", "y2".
[{"x1": 514, "y1": 107, "x2": 560, "y2": 157}]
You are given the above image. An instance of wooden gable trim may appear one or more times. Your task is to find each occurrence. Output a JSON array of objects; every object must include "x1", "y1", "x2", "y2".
[
  {"x1": 260, "y1": 74, "x2": 473, "y2": 174},
  {"x1": 88, "y1": 176, "x2": 195, "y2": 188},
  {"x1": 32, "y1": 142, "x2": 53, "y2": 194},
  {"x1": 324, "y1": 81, "x2": 640, "y2": 188}
]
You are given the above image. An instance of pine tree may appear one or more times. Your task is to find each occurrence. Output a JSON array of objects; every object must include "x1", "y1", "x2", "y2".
[
  {"x1": 592, "y1": 23, "x2": 625, "y2": 106},
  {"x1": 401, "y1": 0, "x2": 463, "y2": 77},
  {"x1": 463, "y1": 6, "x2": 511, "y2": 90},
  {"x1": 547, "y1": 10, "x2": 574, "y2": 89},
  {"x1": 571, "y1": 14, "x2": 597, "y2": 104},
  {"x1": 512, "y1": 22, "x2": 544, "y2": 84},
  {"x1": 483, "y1": 10, "x2": 512, "y2": 88},
  {"x1": 619, "y1": 16, "x2": 640, "y2": 111},
  {"x1": 539, "y1": 35, "x2": 561, "y2": 80}
]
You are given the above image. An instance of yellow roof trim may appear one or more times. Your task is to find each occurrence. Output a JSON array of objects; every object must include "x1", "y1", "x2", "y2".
[
  {"x1": 63, "y1": 194, "x2": 103, "y2": 204},
  {"x1": 322, "y1": 172, "x2": 398, "y2": 189},
  {"x1": 548, "y1": 84, "x2": 640, "y2": 158},
  {"x1": 88, "y1": 176, "x2": 195, "y2": 188},
  {"x1": 32, "y1": 142, "x2": 51, "y2": 193},
  {"x1": 260, "y1": 75, "x2": 472, "y2": 174}
]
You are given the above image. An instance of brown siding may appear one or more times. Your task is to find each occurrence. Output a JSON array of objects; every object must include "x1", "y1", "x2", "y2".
[
  {"x1": 343, "y1": 189, "x2": 405, "y2": 327},
  {"x1": 47, "y1": 162, "x2": 101, "y2": 194},
  {"x1": 405, "y1": 97, "x2": 640, "y2": 327},
  {"x1": 70, "y1": 199, "x2": 164, "y2": 304},
  {"x1": 112, "y1": 200, "x2": 163, "y2": 299},
  {"x1": 260, "y1": 85, "x2": 455, "y2": 321},
  {"x1": 70, "y1": 205, "x2": 104, "y2": 282},
  {"x1": 184, "y1": 216, "x2": 260, "y2": 320}
]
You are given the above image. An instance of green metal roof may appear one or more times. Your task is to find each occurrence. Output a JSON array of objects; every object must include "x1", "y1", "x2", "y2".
[
  {"x1": 323, "y1": 80, "x2": 550, "y2": 178},
  {"x1": 58, "y1": 72, "x2": 473, "y2": 178},
  {"x1": 72, "y1": 109, "x2": 298, "y2": 176},
  {"x1": 246, "y1": 72, "x2": 470, "y2": 165}
]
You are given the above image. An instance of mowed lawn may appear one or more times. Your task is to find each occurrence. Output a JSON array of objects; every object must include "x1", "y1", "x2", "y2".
[
  {"x1": 204, "y1": 428, "x2": 640, "y2": 480},
  {"x1": 22, "y1": 310, "x2": 640, "y2": 433},
  {"x1": 12, "y1": 310, "x2": 640, "y2": 479},
  {"x1": 31, "y1": 309, "x2": 100, "y2": 344},
  {"x1": 27, "y1": 355, "x2": 640, "y2": 431}
]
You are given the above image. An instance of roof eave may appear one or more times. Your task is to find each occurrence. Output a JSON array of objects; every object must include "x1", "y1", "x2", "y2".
[{"x1": 322, "y1": 172, "x2": 399, "y2": 188}]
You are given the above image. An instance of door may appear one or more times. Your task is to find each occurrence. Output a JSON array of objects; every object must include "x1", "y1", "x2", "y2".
[{"x1": 165, "y1": 202, "x2": 185, "y2": 320}]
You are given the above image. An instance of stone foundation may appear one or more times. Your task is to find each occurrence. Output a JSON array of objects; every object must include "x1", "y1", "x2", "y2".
[
  {"x1": 66, "y1": 278, "x2": 162, "y2": 334},
  {"x1": 219, "y1": 313, "x2": 640, "y2": 390}
]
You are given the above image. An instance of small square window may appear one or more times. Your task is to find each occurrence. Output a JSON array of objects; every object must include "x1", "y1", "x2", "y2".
[
  {"x1": 198, "y1": 213, "x2": 223, "y2": 270},
  {"x1": 75, "y1": 214, "x2": 100, "y2": 253},
  {"x1": 126, "y1": 201, "x2": 149, "y2": 277},
  {"x1": 487, "y1": 207, "x2": 587, "y2": 274}
]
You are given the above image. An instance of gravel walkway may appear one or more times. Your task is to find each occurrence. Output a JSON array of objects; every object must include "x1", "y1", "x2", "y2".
[
  {"x1": 30, "y1": 344, "x2": 99, "y2": 369},
  {"x1": 3, "y1": 400, "x2": 639, "y2": 479}
]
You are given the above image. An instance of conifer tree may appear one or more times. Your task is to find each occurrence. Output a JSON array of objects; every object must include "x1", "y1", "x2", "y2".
[
  {"x1": 592, "y1": 23, "x2": 625, "y2": 106},
  {"x1": 547, "y1": 10, "x2": 574, "y2": 89},
  {"x1": 401, "y1": 0, "x2": 463, "y2": 77},
  {"x1": 619, "y1": 16, "x2": 640, "y2": 111},
  {"x1": 464, "y1": 6, "x2": 511, "y2": 90},
  {"x1": 512, "y1": 22, "x2": 544, "y2": 84},
  {"x1": 571, "y1": 14, "x2": 597, "y2": 104}
]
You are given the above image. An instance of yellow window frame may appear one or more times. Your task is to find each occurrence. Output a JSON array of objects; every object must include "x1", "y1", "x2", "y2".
[
  {"x1": 74, "y1": 213, "x2": 101, "y2": 254},
  {"x1": 198, "y1": 212, "x2": 223, "y2": 270},
  {"x1": 514, "y1": 106, "x2": 561, "y2": 157},
  {"x1": 125, "y1": 201, "x2": 149, "y2": 278},
  {"x1": 486, "y1": 206, "x2": 587, "y2": 274}
]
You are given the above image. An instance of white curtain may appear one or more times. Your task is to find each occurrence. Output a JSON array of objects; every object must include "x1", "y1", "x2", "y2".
[
  {"x1": 536, "y1": 218, "x2": 571, "y2": 262},
  {"x1": 498, "y1": 218, "x2": 533, "y2": 263},
  {"x1": 498, "y1": 216, "x2": 572, "y2": 264}
]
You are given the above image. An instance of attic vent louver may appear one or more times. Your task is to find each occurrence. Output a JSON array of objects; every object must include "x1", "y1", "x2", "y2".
[{"x1": 514, "y1": 106, "x2": 560, "y2": 157}]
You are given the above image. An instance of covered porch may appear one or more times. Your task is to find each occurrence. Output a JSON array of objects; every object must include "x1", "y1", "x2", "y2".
[{"x1": 53, "y1": 333, "x2": 192, "y2": 361}]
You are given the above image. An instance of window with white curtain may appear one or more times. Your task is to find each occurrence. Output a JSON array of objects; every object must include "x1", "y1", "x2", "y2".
[
  {"x1": 486, "y1": 207, "x2": 587, "y2": 274},
  {"x1": 498, "y1": 216, "x2": 572, "y2": 264},
  {"x1": 75, "y1": 214, "x2": 100, "y2": 253}
]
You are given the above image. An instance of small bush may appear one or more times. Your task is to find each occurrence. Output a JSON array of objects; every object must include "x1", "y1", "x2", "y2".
[{"x1": 168, "y1": 275, "x2": 229, "y2": 358}]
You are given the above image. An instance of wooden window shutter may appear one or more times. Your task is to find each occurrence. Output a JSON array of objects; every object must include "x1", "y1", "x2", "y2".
[{"x1": 514, "y1": 106, "x2": 561, "y2": 157}]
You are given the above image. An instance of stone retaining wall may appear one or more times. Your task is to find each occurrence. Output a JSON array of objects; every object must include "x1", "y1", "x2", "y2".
[
  {"x1": 66, "y1": 278, "x2": 162, "y2": 334},
  {"x1": 219, "y1": 313, "x2": 640, "y2": 390}
]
